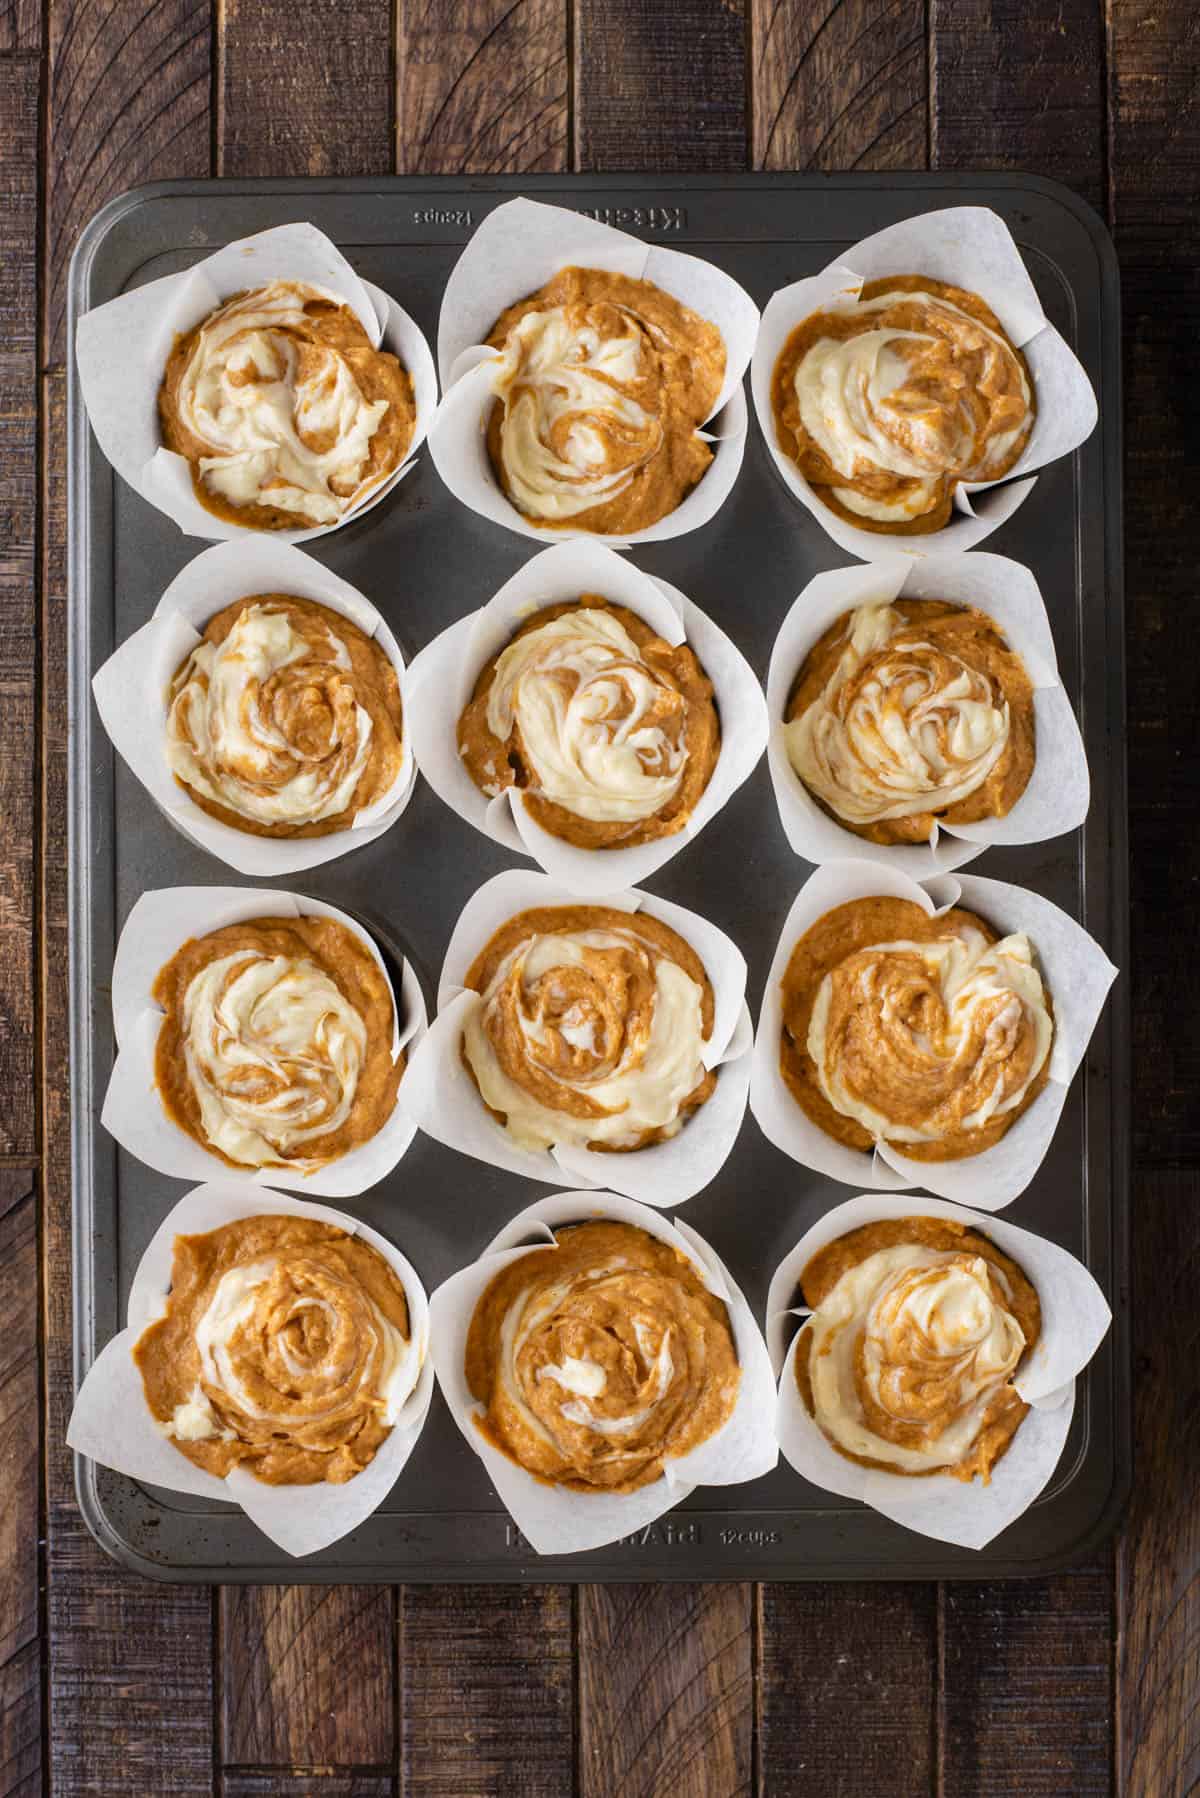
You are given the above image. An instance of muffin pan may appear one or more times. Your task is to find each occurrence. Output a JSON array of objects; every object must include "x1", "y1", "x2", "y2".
[{"x1": 68, "y1": 172, "x2": 1128, "y2": 1581}]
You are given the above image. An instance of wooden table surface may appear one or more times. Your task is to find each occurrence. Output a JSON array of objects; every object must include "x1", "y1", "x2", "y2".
[{"x1": 1, "y1": 0, "x2": 1196, "y2": 1791}]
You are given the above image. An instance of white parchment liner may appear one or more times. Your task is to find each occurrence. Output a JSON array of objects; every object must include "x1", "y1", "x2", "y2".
[
  {"x1": 405, "y1": 539, "x2": 768, "y2": 895},
  {"x1": 75, "y1": 222, "x2": 439, "y2": 543},
  {"x1": 765, "y1": 1192, "x2": 1111, "y2": 1549},
  {"x1": 102, "y1": 886, "x2": 427, "y2": 1198},
  {"x1": 766, "y1": 552, "x2": 1090, "y2": 876},
  {"x1": 67, "y1": 1182, "x2": 434, "y2": 1558},
  {"x1": 749, "y1": 206, "x2": 1098, "y2": 560},
  {"x1": 429, "y1": 197, "x2": 759, "y2": 547},
  {"x1": 749, "y1": 861, "x2": 1117, "y2": 1209},
  {"x1": 429, "y1": 1189, "x2": 777, "y2": 1555},
  {"x1": 400, "y1": 868, "x2": 753, "y2": 1207},
  {"x1": 92, "y1": 539, "x2": 418, "y2": 876}
]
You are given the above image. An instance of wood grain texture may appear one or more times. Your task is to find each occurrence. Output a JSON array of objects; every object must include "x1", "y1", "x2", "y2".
[
  {"x1": 574, "y1": 0, "x2": 746, "y2": 172},
  {"x1": 577, "y1": 1584, "x2": 752, "y2": 1798},
  {"x1": 930, "y1": 0, "x2": 1105, "y2": 208},
  {"x1": 395, "y1": 0, "x2": 567, "y2": 174},
  {"x1": 1118, "y1": 1169, "x2": 1200, "y2": 1797},
  {"x1": 0, "y1": 1181, "x2": 38, "y2": 1670},
  {"x1": 943, "y1": 1566, "x2": 1114, "y2": 1794},
  {"x1": 221, "y1": 1587, "x2": 396, "y2": 1766},
  {"x1": 217, "y1": 0, "x2": 392, "y2": 177},
  {"x1": 751, "y1": 0, "x2": 927, "y2": 171},
  {"x1": 223, "y1": 1777, "x2": 393, "y2": 1797},
  {"x1": 758, "y1": 1583, "x2": 936, "y2": 1792},
  {"x1": 0, "y1": 0, "x2": 38, "y2": 51},
  {"x1": 0, "y1": 1638, "x2": 40, "y2": 1798},
  {"x1": 399, "y1": 1585, "x2": 573, "y2": 1796},
  {"x1": 44, "y1": 0, "x2": 211, "y2": 362}
]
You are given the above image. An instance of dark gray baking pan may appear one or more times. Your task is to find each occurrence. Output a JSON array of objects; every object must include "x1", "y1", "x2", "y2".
[{"x1": 68, "y1": 172, "x2": 1129, "y2": 1582}]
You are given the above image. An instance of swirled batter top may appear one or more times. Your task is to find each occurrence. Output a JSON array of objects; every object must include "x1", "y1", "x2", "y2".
[
  {"x1": 785, "y1": 599, "x2": 1034, "y2": 845},
  {"x1": 484, "y1": 267, "x2": 726, "y2": 534},
  {"x1": 771, "y1": 276, "x2": 1034, "y2": 534},
  {"x1": 167, "y1": 594, "x2": 404, "y2": 838},
  {"x1": 465, "y1": 1219, "x2": 739, "y2": 1492},
  {"x1": 158, "y1": 280, "x2": 415, "y2": 530},
  {"x1": 779, "y1": 897, "x2": 1054, "y2": 1162},
  {"x1": 457, "y1": 596, "x2": 720, "y2": 849},
  {"x1": 460, "y1": 905, "x2": 717, "y2": 1154},
  {"x1": 153, "y1": 915, "x2": 402, "y2": 1171},
  {"x1": 134, "y1": 1213, "x2": 418, "y2": 1485},
  {"x1": 795, "y1": 1215, "x2": 1040, "y2": 1481}
]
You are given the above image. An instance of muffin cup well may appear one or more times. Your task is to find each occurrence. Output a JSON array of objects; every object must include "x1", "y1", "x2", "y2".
[
  {"x1": 101, "y1": 886, "x2": 427, "y2": 1198},
  {"x1": 405, "y1": 539, "x2": 768, "y2": 896},
  {"x1": 92, "y1": 539, "x2": 418, "y2": 877},
  {"x1": 750, "y1": 206, "x2": 1098, "y2": 560},
  {"x1": 749, "y1": 860, "x2": 1118, "y2": 1209},
  {"x1": 765, "y1": 1192, "x2": 1111, "y2": 1550},
  {"x1": 67, "y1": 1183, "x2": 434, "y2": 1559},
  {"x1": 766, "y1": 552, "x2": 1090, "y2": 876},
  {"x1": 428, "y1": 198, "x2": 758, "y2": 547},
  {"x1": 428, "y1": 1189, "x2": 777, "y2": 1555},
  {"x1": 399, "y1": 869, "x2": 753, "y2": 1208},
  {"x1": 75, "y1": 222, "x2": 438, "y2": 543}
]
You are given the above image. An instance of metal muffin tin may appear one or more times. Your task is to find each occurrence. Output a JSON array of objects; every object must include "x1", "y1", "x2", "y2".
[{"x1": 68, "y1": 172, "x2": 1128, "y2": 1581}]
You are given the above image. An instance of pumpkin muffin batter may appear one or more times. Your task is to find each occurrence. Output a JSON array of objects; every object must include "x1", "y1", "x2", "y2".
[
  {"x1": 794, "y1": 1215, "x2": 1041, "y2": 1482},
  {"x1": 159, "y1": 279, "x2": 415, "y2": 530},
  {"x1": 484, "y1": 266, "x2": 726, "y2": 534},
  {"x1": 785, "y1": 599, "x2": 1035, "y2": 845},
  {"x1": 465, "y1": 1219, "x2": 740, "y2": 1492},
  {"x1": 167, "y1": 593, "x2": 404, "y2": 838},
  {"x1": 134, "y1": 1214, "x2": 418, "y2": 1485},
  {"x1": 457, "y1": 595, "x2": 720, "y2": 849},
  {"x1": 461, "y1": 905, "x2": 717, "y2": 1153},
  {"x1": 153, "y1": 915, "x2": 402, "y2": 1171},
  {"x1": 779, "y1": 897, "x2": 1053, "y2": 1162},
  {"x1": 771, "y1": 275, "x2": 1034, "y2": 534}
]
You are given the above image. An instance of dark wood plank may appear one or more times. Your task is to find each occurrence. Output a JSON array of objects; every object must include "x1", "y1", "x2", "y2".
[
  {"x1": 398, "y1": 1585, "x2": 573, "y2": 1796},
  {"x1": 759, "y1": 1584, "x2": 936, "y2": 1792},
  {"x1": 1118, "y1": 1169, "x2": 1200, "y2": 1796},
  {"x1": 224, "y1": 1777, "x2": 393, "y2": 1798},
  {"x1": 44, "y1": 0, "x2": 211, "y2": 363},
  {"x1": 395, "y1": 0, "x2": 568, "y2": 174},
  {"x1": 751, "y1": 0, "x2": 926, "y2": 172},
  {"x1": 41, "y1": 368, "x2": 217, "y2": 1798},
  {"x1": 929, "y1": 0, "x2": 1105, "y2": 209},
  {"x1": 574, "y1": 0, "x2": 746, "y2": 172},
  {"x1": 943, "y1": 1565, "x2": 1114, "y2": 1794},
  {"x1": 217, "y1": 0, "x2": 392, "y2": 177},
  {"x1": 577, "y1": 1584, "x2": 751, "y2": 1798},
  {"x1": 0, "y1": 1638, "x2": 40, "y2": 1798},
  {"x1": 0, "y1": 1, "x2": 39, "y2": 51},
  {"x1": 221, "y1": 1587, "x2": 396, "y2": 1767},
  {"x1": 0, "y1": 57, "x2": 38, "y2": 1161},
  {"x1": 0, "y1": 1181, "x2": 38, "y2": 1670}
]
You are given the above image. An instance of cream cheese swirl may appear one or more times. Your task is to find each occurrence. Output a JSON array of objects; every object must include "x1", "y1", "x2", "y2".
[
  {"x1": 484, "y1": 609, "x2": 688, "y2": 822},
  {"x1": 805, "y1": 1244, "x2": 1026, "y2": 1472},
  {"x1": 181, "y1": 948, "x2": 367, "y2": 1166},
  {"x1": 167, "y1": 603, "x2": 375, "y2": 826},
  {"x1": 173, "y1": 281, "x2": 391, "y2": 524},
  {"x1": 809, "y1": 927, "x2": 1053, "y2": 1144},
  {"x1": 491, "y1": 305, "x2": 659, "y2": 520},
  {"x1": 794, "y1": 290, "x2": 1032, "y2": 523},
  {"x1": 463, "y1": 923, "x2": 710, "y2": 1151},
  {"x1": 786, "y1": 603, "x2": 1010, "y2": 825}
]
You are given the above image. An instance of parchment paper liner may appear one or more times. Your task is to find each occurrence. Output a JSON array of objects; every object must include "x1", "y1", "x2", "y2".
[
  {"x1": 405, "y1": 539, "x2": 768, "y2": 896},
  {"x1": 749, "y1": 860, "x2": 1117, "y2": 1209},
  {"x1": 75, "y1": 221, "x2": 439, "y2": 543},
  {"x1": 749, "y1": 206, "x2": 1098, "y2": 560},
  {"x1": 765, "y1": 1192, "x2": 1111, "y2": 1549},
  {"x1": 92, "y1": 539, "x2": 418, "y2": 877},
  {"x1": 102, "y1": 886, "x2": 427, "y2": 1198},
  {"x1": 429, "y1": 197, "x2": 759, "y2": 547},
  {"x1": 428, "y1": 1189, "x2": 777, "y2": 1555},
  {"x1": 766, "y1": 552, "x2": 1090, "y2": 876},
  {"x1": 400, "y1": 868, "x2": 753, "y2": 1207},
  {"x1": 67, "y1": 1183, "x2": 434, "y2": 1559}
]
